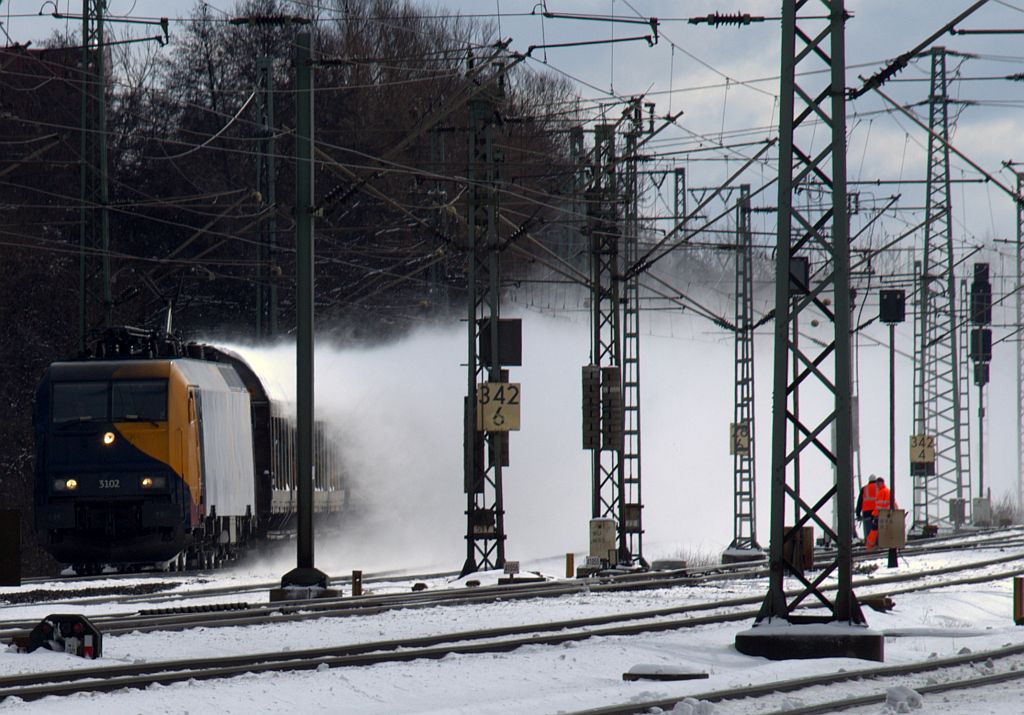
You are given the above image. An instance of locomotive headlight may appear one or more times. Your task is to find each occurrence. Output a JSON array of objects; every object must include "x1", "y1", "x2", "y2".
[
  {"x1": 141, "y1": 477, "x2": 153, "y2": 488},
  {"x1": 54, "y1": 478, "x2": 78, "y2": 491},
  {"x1": 102, "y1": 432, "x2": 116, "y2": 446},
  {"x1": 140, "y1": 476, "x2": 166, "y2": 489}
]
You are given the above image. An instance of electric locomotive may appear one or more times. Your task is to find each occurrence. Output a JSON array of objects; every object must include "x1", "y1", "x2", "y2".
[{"x1": 33, "y1": 327, "x2": 347, "y2": 572}]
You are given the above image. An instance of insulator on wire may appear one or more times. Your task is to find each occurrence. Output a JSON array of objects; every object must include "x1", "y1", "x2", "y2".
[
  {"x1": 229, "y1": 14, "x2": 310, "y2": 26},
  {"x1": 688, "y1": 12, "x2": 760, "y2": 27}
]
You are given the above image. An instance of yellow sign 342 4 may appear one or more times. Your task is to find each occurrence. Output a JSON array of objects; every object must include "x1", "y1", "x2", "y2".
[
  {"x1": 909, "y1": 434, "x2": 935, "y2": 464},
  {"x1": 476, "y1": 382, "x2": 521, "y2": 432}
]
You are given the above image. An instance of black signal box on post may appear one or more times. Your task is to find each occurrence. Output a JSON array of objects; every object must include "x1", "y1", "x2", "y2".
[
  {"x1": 478, "y1": 319, "x2": 522, "y2": 366},
  {"x1": 971, "y1": 328, "x2": 992, "y2": 363},
  {"x1": 582, "y1": 365, "x2": 601, "y2": 449},
  {"x1": 971, "y1": 263, "x2": 992, "y2": 325},
  {"x1": 879, "y1": 289, "x2": 906, "y2": 325},
  {"x1": 975, "y1": 362, "x2": 990, "y2": 387},
  {"x1": 789, "y1": 256, "x2": 810, "y2": 294}
]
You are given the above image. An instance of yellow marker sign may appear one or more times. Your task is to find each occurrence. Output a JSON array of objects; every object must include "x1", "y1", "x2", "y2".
[
  {"x1": 476, "y1": 382, "x2": 521, "y2": 432},
  {"x1": 730, "y1": 423, "x2": 751, "y2": 456},
  {"x1": 909, "y1": 434, "x2": 936, "y2": 464}
]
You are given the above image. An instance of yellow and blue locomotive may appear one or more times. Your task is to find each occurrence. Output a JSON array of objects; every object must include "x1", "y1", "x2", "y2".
[{"x1": 33, "y1": 327, "x2": 347, "y2": 571}]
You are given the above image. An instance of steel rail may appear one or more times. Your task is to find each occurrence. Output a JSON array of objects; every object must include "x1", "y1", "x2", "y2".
[
  {"x1": 3, "y1": 551, "x2": 1024, "y2": 702},
  {"x1": 5, "y1": 559, "x2": 1024, "y2": 705},
  {"x1": 10, "y1": 548, "x2": 1024, "y2": 640},
  {"x1": 10, "y1": 525, "x2": 1021, "y2": 606},
  {"x1": 570, "y1": 642, "x2": 1024, "y2": 715},
  {"x1": 8, "y1": 526, "x2": 1018, "y2": 616},
  {"x1": 3, "y1": 539, "x2": 1024, "y2": 641},
  {"x1": 90, "y1": 550, "x2": 1024, "y2": 638},
  {"x1": 760, "y1": 665, "x2": 1024, "y2": 714},
  {"x1": 0, "y1": 572, "x2": 703, "y2": 638},
  {"x1": 0, "y1": 605, "x2": 760, "y2": 697}
]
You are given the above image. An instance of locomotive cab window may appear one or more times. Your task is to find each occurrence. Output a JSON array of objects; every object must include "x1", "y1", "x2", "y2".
[
  {"x1": 112, "y1": 380, "x2": 168, "y2": 422},
  {"x1": 52, "y1": 382, "x2": 108, "y2": 424}
]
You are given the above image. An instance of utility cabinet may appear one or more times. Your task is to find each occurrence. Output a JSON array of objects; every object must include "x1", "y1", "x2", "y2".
[
  {"x1": 589, "y1": 518, "x2": 617, "y2": 564},
  {"x1": 878, "y1": 509, "x2": 906, "y2": 549}
]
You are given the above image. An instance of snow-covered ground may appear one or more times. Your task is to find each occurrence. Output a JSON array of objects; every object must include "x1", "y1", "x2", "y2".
[{"x1": 0, "y1": 546, "x2": 1022, "y2": 713}]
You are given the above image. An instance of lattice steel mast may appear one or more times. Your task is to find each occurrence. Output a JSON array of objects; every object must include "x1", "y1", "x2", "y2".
[
  {"x1": 728, "y1": 184, "x2": 759, "y2": 553},
  {"x1": 674, "y1": 168, "x2": 686, "y2": 226},
  {"x1": 567, "y1": 125, "x2": 586, "y2": 265},
  {"x1": 1016, "y1": 172, "x2": 1024, "y2": 516},
  {"x1": 462, "y1": 83, "x2": 507, "y2": 576},
  {"x1": 957, "y1": 279, "x2": 973, "y2": 513},
  {"x1": 619, "y1": 106, "x2": 645, "y2": 565},
  {"x1": 585, "y1": 123, "x2": 624, "y2": 546},
  {"x1": 79, "y1": 0, "x2": 112, "y2": 349},
  {"x1": 739, "y1": 0, "x2": 867, "y2": 644},
  {"x1": 912, "y1": 47, "x2": 968, "y2": 532}
]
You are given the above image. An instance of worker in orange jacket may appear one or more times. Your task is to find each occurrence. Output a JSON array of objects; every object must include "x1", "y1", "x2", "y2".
[
  {"x1": 866, "y1": 477, "x2": 894, "y2": 550},
  {"x1": 855, "y1": 476, "x2": 878, "y2": 540}
]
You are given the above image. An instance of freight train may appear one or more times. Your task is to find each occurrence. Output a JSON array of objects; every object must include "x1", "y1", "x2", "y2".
[{"x1": 33, "y1": 327, "x2": 348, "y2": 572}]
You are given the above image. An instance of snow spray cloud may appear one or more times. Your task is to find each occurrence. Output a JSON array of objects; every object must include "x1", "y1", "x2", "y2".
[
  {"x1": 218, "y1": 292, "x2": 1016, "y2": 577},
  {"x1": 223, "y1": 307, "x2": 755, "y2": 573},
  {"x1": 227, "y1": 330, "x2": 466, "y2": 574}
]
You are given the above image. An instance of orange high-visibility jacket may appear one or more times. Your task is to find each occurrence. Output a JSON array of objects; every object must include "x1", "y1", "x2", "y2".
[
  {"x1": 873, "y1": 484, "x2": 891, "y2": 515},
  {"x1": 860, "y1": 481, "x2": 878, "y2": 515}
]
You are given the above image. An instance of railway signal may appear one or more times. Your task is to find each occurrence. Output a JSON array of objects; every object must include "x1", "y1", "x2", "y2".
[
  {"x1": 881, "y1": 289, "x2": 906, "y2": 569},
  {"x1": 970, "y1": 263, "x2": 993, "y2": 523}
]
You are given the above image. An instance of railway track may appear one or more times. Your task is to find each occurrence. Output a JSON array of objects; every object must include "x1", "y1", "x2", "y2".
[
  {"x1": 7, "y1": 525, "x2": 1024, "y2": 615},
  {"x1": 1, "y1": 537, "x2": 1022, "y2": 641},
  {"x1": 0, "y1": 603, "x2": 757, "y2": 702},
  {"x1": 0, "y1": 543, "x2": 1021, "y2": 703},
  {"x1": 569, "y1": 641, "x2": 1024, "y2": 714}
]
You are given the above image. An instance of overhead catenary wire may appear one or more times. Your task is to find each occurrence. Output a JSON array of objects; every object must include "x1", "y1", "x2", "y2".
[{"x1": 4, "y1": 0, "x2": 1019, "y2": 327}]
